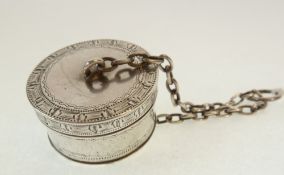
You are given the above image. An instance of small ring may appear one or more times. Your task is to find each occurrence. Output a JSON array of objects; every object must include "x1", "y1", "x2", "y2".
[
  {"x1": 127, "y1": 54, "x2": 148, "y2": 68},
  {"x1": 159, "y1": 54, "x2": 173, "y2": 72},
  {"x1": 99, "y1": 57, "x2": 118, "y2": 72}
]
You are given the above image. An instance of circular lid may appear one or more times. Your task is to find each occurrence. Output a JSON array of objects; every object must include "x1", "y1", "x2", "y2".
[{"x1": 27, "y1": 39, "x2": 158, "y2": 125}]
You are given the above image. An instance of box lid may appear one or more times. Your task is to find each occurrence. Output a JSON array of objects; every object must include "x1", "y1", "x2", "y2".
[{"x1": 26, "y1": 39, "x2": 158, "y2": 136}]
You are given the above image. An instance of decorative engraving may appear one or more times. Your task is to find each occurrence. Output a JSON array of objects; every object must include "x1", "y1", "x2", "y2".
[
  {"x1": 126, "y1": 43, "x2": 138, "y2": 52},
  {"x1": 27, "y1": 39, "x2": 158, "y2": 124},
  {"x1": 73, "y1": 113, "x2": 87, "y2": 122},
  {"x1": 60, "y1": 123, "x2": 73, "y2": 132},
  {"x1": 47, "y1": 109, "x2": 156, "y2": 162},
  {"x1": 36, "y1": 89, "x2": 157, "y2": 136},
  {"x1": 48, "y1": 108, "x2": 62, "y2": 118}
]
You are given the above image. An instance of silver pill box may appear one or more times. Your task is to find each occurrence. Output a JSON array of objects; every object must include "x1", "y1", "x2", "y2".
[{"x1": 26, "y1": 39, "x2": 158, "y2": 163}]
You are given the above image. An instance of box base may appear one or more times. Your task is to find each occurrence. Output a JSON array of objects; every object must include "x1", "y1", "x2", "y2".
[{"x1": 47, "y1": 109, "x2": 156, "y2": 163}]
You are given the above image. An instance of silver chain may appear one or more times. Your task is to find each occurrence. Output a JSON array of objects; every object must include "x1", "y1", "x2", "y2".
[{"x1": 84, "y1": 54, "x2": 283, "y2": 124}]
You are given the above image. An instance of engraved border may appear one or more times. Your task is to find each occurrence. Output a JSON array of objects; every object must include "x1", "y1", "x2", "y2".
[
  {"x1": 36, "y1": 88, "x2": 157, "y2": 136},
  {"x1": 26, "y1": 39, "x2": 158, "y2": 125},
  {"x1": 48, "y1": 109, "x2": 156, "y2": 163}
]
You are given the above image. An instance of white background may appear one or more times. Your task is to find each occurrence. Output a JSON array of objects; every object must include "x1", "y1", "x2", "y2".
[{"x1": 1, "y1": 0, "x2": 284, "y2": 174}]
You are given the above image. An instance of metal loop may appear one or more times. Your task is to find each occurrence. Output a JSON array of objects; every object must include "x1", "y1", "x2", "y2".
[
  {"x1": 83, "y1": 58, "x2": 105, "y2": 79},
  {"x1": 192, "y1": 112, "x2": 209, "y2": 120},
  {"x1": 128, "y1": 53, "x2": 148, "y2": 68},
  {"x1": 255, "y1": 101, "x2": 267, "y2": 110},
  {"x1": 249, "y1": 89, "x2": 283, "y2": 102},
  {"x1": 166, "y1": 113, "x2": 183, "y2": 123},
  {"x1": 180, "y1": 113, "x2": 196, "y2": 120},
  {"x1": 84, "y1": 58, "x2": 105, "y2": 68},
  {"x1": 159, "y1": 54, "x2": 173, "y2": 72},
  {"x1": 243, "y1": 90, "x2": 262, "y2": 101},
  {"x1": 99, "y1": 57, "x2": 118, "y2": 72},
  {"x1": 229, "y1": 94, "x2": 244, "y2": 106},
  {"x1": 166, "y1": 79, "x2": 179, "y2": 94},
  {"x1": 225, "y1": 106, "x2": 240, "y2": 114},
  {"x1": 156, "y1": 114, "x2": 168, "y2": 124},
  {"x1": 212, "y1": 102, "x2": 224, "y2": 110},
  {"x1": 170, "y1": 92, "x2": 181, "y2": 106},
  {"x1": 143, "y1": 55, "x2": 164, "y2": 65},
  {"x1": 190, "y1": 104, "x2": 212, "y2": 113},
  {"x1": 166, "y1": 71, "x2": 174, "y2": 85},
  {"x1": 203, "y1": 110, "x2": 220, "y2": 117},
  {"x1": 238, "y1": 105, "x2": 257, "y2": 115},
  {"x1": 217, "y1": 108, "x2": 231, "y2": 117},
  {"x1": 112, "y1": 58, "x2": 131, "y2": 66},
  {"x1": 180, "y1": 102, "x2": 193, "y2": 113}
]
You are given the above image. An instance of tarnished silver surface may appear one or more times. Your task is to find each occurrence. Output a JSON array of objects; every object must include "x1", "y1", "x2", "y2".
[
  {"x1": 48, "y1": 109, "x2": 156, "y2": 162},
  {"x1": 26, "y1": 39, "x2": 282, "y2": 163},
  {"x1": 27, "y1": 39, "x2": 158, "y2": 163}
]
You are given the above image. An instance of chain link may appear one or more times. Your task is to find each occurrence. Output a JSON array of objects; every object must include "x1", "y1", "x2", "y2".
[{"x1": 84, "y1": 54, "x2": 283, "y2": 124}]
